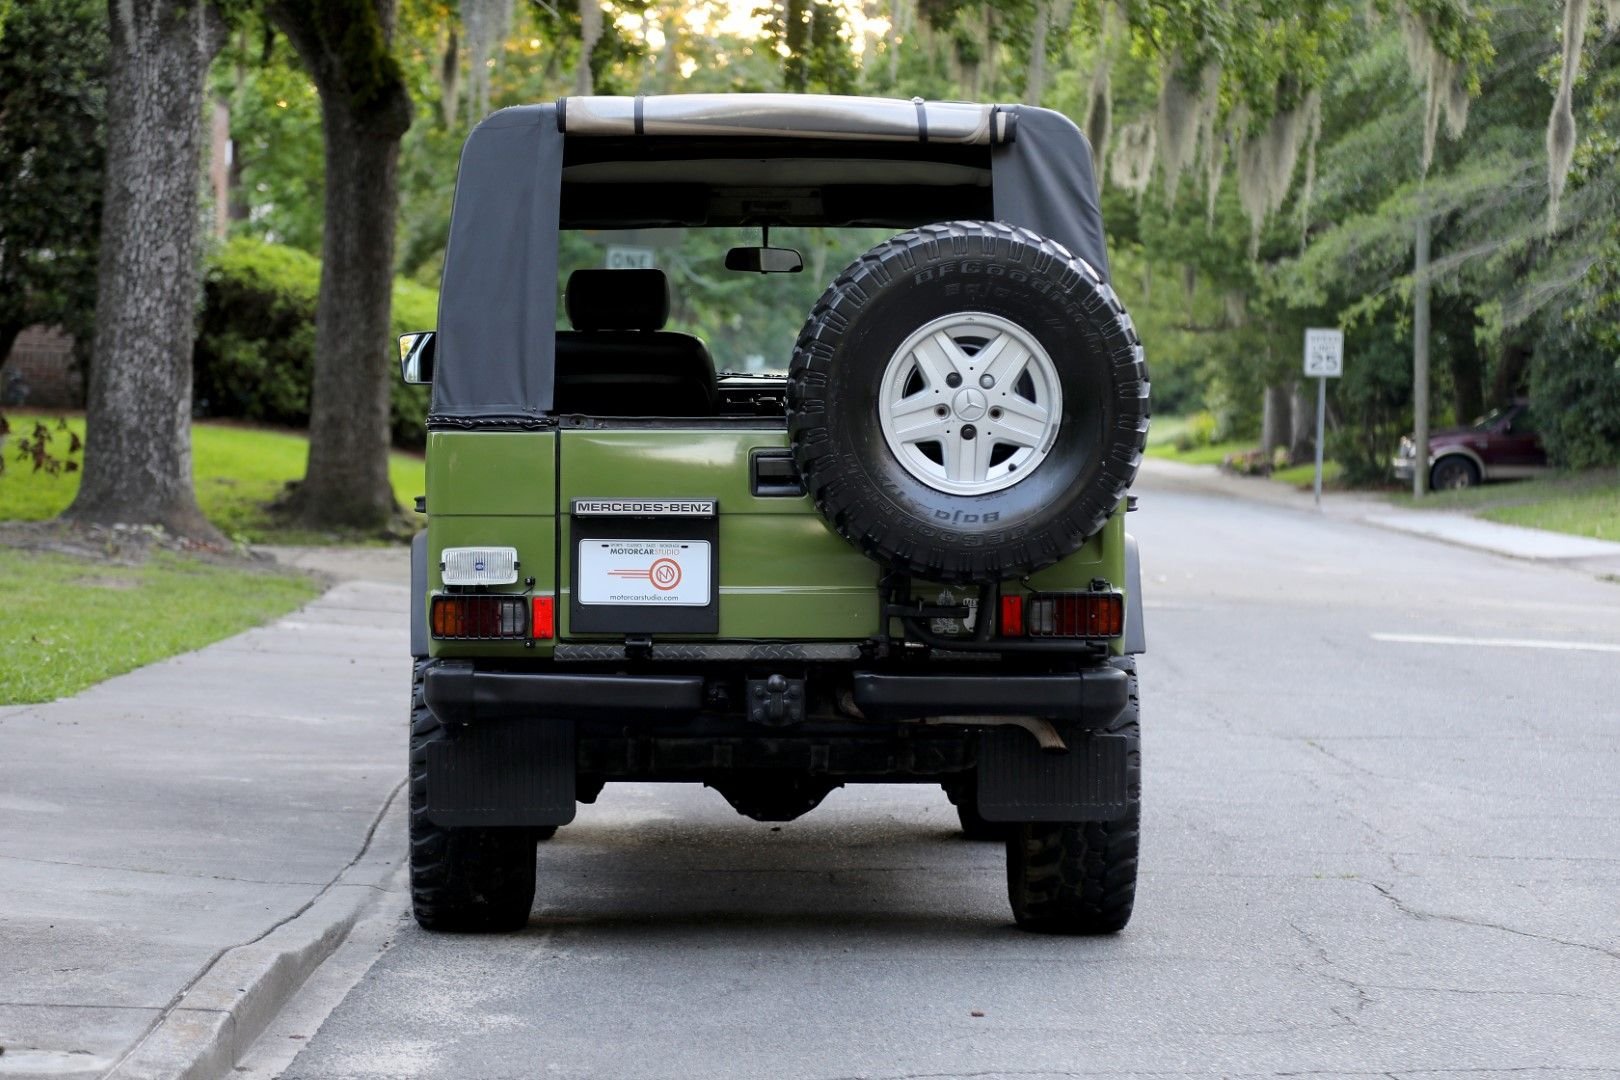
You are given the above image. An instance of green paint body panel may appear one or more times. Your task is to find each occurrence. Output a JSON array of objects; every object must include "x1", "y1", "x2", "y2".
[
  {"x1": 556, "y1": 428, "x2": 872, "y2": 639},
  {"x1": 422, "y1": 426, "x2": 1130, "y2": 656},
  {"x1": 425, "y1": 432, "x2": 557, "y2": 660}
]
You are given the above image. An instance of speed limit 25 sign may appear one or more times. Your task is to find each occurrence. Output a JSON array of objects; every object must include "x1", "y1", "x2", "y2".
[{"x1": 1304, "y1": 328, "x2": 1344, "y2": 378}]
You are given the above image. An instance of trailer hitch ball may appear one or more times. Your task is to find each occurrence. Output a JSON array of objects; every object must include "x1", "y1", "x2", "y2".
[{"x1": 747, "y1": 674, "x2": 806, "y2": 726}]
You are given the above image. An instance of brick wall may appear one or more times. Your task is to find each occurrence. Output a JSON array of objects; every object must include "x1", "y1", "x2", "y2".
[{"x1": 2, "y1": 326, "x2": 83, "y2": 409}]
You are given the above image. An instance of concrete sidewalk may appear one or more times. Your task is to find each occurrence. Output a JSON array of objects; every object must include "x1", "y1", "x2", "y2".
[
  {"x1": 0, "y1": 562, "x2": 408, "y2": 1079},
  {"x1": 1138, "y1": 456, "x2": 1620, "y2": 576}
]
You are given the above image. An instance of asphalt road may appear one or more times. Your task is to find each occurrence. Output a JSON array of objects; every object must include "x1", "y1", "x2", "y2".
[{"x1": 274, "y1": 473, "x2": 1620, "y2": 1080}]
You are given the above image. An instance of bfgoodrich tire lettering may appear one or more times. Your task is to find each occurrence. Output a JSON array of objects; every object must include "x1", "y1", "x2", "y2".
[{"x1": 787, "y1": 221, "x2": 1149, "y2": 584}]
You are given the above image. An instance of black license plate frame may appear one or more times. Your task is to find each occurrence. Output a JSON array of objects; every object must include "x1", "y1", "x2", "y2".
[{"x1": 569, "y1": 506, "x2": 719, "y2": 635}]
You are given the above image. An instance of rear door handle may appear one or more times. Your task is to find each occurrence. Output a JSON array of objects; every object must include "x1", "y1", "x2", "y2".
[{"x1": 750, "y1": 449, "x2": 805, "y2": 497}]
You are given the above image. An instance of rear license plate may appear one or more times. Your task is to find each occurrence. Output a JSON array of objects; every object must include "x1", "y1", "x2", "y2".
[{"x1": 577, "y1": 539, "x2": 712, "y2": 607}]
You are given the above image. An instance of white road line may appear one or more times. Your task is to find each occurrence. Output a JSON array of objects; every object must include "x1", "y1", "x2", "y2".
[{"x1": 1371, "y1": 632, "x2": 1620, "y2": 654}]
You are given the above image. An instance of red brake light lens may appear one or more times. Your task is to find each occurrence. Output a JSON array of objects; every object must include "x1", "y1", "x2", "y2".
[
  {"x1": 430, "y1": 595, "x2": 529, "y2": 639},
  {"x1": 1025, "y1": 592, "x2": 1124, "y2": 639}
]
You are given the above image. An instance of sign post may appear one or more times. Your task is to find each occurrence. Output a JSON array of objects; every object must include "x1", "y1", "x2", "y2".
[{"x1": 1303, "y1": 328, "x2": 1344, "y2": 509}]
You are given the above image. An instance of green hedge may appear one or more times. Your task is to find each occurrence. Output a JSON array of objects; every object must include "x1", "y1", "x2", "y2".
[{"x1": 193, "y1": 238, "x2": 437, "y2": 449}]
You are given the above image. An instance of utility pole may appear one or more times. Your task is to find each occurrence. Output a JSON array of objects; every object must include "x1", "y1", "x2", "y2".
[{"x1": 1412, "y1": 213, "x2": 1431, "y2": 498}]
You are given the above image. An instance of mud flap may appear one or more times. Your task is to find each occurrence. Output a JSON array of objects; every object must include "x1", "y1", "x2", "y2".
[
  {"x1": 976, "y1": 729, "x2": 1132, "y2": 823},
  {"x1": 426, "y1": 721, "x2": 577, "y2": 828}
]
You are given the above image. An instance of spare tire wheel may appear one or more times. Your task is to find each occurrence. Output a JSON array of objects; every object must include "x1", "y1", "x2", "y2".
[{"x1": 786, "y1": 221, "x2": 1149, "y2": 584}]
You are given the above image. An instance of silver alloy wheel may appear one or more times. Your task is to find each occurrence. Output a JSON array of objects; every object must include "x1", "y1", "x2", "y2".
[{"x1": 877, "y1": 312, "x2": 1063, "y2": 496}]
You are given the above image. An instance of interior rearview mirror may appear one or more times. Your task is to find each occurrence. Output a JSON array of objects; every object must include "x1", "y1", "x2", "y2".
[
  {"x1": 399, "y1": 331, "x2": 436, "y2": 385},
  {"x1": 725, "y1": 246, "x2": 804, "y2": 274}
]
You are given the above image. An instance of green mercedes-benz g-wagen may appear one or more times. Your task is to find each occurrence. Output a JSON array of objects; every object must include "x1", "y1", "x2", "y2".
[{"x1": 399, "y1": 94, "x2": 1149, "y2": 935}]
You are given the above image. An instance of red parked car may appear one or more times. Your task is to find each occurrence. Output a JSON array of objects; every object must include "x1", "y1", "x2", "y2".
[{"x1": 1392, "y1": 401, "x2": 1548, "y2": 490}]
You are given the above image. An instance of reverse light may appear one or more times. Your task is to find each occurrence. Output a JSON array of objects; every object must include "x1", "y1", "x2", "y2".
[
  {"x1": 1025, "y1": 591, "x2": 1124, "y2": 639},
  {"x1": 440, "y1": 546, "x2": 519, "y2": 586},
  {"x1": 430, "y1": 595, "x2": 529, "y2": 639}
]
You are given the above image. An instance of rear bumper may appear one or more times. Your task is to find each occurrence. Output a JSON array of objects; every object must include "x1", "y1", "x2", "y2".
[
  {"x1": 419, "y1": 658, "x2": 1134, "y2": 826},
  {"x1": 423, "y1": 660, "x2": 1128, "y2": 729},
  {"x1": 850, "y1": 669, "x2": 1127, "y2": 725},
  {"x1": 423, "y1": 662, "x2": 704, "y2": 726}
]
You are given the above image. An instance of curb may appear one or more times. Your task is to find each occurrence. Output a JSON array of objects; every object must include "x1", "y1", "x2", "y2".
[{"x1": 106, "y1": 785, "x2": 407, "y2": 1080}]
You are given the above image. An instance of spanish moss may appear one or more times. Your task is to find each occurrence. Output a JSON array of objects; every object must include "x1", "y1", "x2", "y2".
[
  {"x1": 1297, "y1": 92, "x2": 1323, "y2": 252},
  {"x1": 1234, "y1": 93, "x2": 1318, "y2": 257},
  {"x1": 1082, "y1": 2, "x2": 1114, "y2": 167},
  {"x1": 1157, "y1": 57, "x2": 1218, "y2": 205},
  {"x1": 1547, "y1": 0, "x2": 1589, "y2": 230},
  {"x1": 1110, "y1": 118, "x2": 1157, "y2": 200},
  {"x1": 1401, "y1": 11, "x2": 1469, "y2": 176},
  {"x1": 1201, "y1": 87, "x2": 1227, "y2": 230}
]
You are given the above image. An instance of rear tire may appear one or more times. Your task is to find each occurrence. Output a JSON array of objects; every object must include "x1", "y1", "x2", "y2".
[
  {"x1": 409, "y1": 660, "x2": 537, "y2": 932},
  {"x1": 1006, "y1": 658, "x2": 1140, "y2": 934},
  {"x1": 947, "y1": 779, "x2": 1009, "y2": 841}
]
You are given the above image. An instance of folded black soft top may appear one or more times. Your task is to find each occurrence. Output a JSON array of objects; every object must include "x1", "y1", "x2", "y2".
[{"x1": 431, "y1": 96, "x2": 1110, "y2": 423}]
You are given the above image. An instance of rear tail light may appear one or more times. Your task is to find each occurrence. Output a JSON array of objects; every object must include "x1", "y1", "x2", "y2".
[
  {"x1": 430, "y1": 594, "x2": 529, "y2": 639},
  {"x1": 1025, "y1": 591, "x2": 1124, "y2": 639}
]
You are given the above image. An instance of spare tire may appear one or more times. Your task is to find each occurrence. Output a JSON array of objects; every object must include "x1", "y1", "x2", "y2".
[{"x1": 786, "y1": 220, "x2": 1149, "y2": 584}]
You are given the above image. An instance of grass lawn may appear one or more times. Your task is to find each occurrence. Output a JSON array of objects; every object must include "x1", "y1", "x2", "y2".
[
  {"x1": 0, "y1": 547, "x2": 320, "y2": 704},
  {"x1": 1145, "y1": 414, "x2": 1193, "y2": 449},
  {"x1": 1, "y1": 413, "x2": 424, "y2": 543},
  {"x1": 1272, "y1": 460, "x2": 1346, "y2": 489},
  {"x1": 1145, "y1": 438, "x2": 1256, "y2": 466},
  {"x1": 1389, "y1": 469, "x2": 1620, "y2": 541}
]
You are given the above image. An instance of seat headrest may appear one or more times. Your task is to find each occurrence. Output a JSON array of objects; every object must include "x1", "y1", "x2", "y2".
[{"x1": 565, "y1": 268, "x2": 670, "y2": 331}]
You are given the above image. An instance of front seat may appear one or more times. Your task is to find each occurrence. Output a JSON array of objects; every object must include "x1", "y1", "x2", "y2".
[{"x1": 554, "y1": 268, "x2": 718, "y2": 417}]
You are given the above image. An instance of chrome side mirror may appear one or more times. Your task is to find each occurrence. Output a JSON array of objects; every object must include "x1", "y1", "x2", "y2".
[{"x1": 399, "y1": 331, "x2": 436, "y2": 385}]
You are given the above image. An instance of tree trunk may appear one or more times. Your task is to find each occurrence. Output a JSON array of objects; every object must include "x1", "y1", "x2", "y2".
[
  {"x1": 209, "y1": 94, "x2": 231, "y2": 240},
  {"x1": 576, "y1": 0, "x2": 602, "y2": 96},
  {"x1": 1261, "y1": 383, "x2": 1291, "y2": 459},
  {"x1": 227, "y1": 141, "x2": 251, "y2": 225},
  {"x1": 887, "y1": 0, "x2": 904, "y2": 84},
  {"x1": 1448, "y1": 320, "x2": 1485, "y2": 424},
  {"x1": 982, "y1": 6, "x2": 997, "y2": 98},
  {"x1": 1490, "y1": 342, "x2": 1531, "y2": 404},
  {"x1": 64, "y1": 0, "x2": 222, "y2": 541},
  {"x1": 658, "y1": 12, "x2": 681, "y2": 92},
  {"x1": 0, "y1": 324, "x2": 23, "y2": 397},
  {"x1": 440, "y1": 25, "x2": 461, "y2": 127},
  {"x1": 1024, "y1": 0, "x2": 1049, "y2": 104},
  {"x1": 784, "y1": 0, "x2": 812, "y2": 92},
  {"x1": 272, "y1": 0, "x2": 413, "y2": 531},
  {"x1": 1289, "y1": 381, "x2": 1314, "y2": 463}
]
